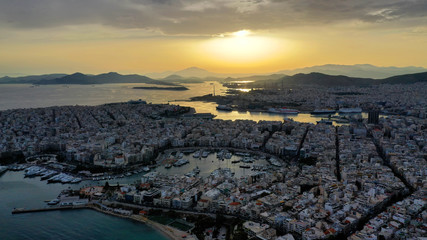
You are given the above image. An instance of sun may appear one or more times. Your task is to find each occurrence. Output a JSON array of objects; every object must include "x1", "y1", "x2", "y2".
[
  {"x1": 233, "y1": 30, "x2": 251, "y2": 37},
  {"x1": 200, "y1": 29, "x2": 281, "y2": 64}
]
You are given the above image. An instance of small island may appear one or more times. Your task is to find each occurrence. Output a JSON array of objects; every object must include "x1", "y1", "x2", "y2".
[{"x1": 133, "y1": 86, "x2": 189, "y2": 91}]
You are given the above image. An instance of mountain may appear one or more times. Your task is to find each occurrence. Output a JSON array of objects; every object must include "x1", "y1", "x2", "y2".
[
  {"x1": 224, "y1": 74, "x2": 286, "y2": 82},
  {"x1": 161, "y1": 74, "x2": 205, "y2": 83},
  {"x1": 34, "y1": 72, "x2": 177, "y2": 85},
  {"x1": 251, "y1": 71, "x2": 427, "y2": 88},
  {"x1": 277, "y1": 64, "x2": 427, "y2": 79},
  {"x1": 173, "y1": 67, "x2": 216, "y2": 78},
  {"x1": 282, "y1": 72, "x2": 373, "y2": 86},
  {"x1": 145, "y1": 67, "x2": 216, "y2": 79},
  {"x1": 146, "y1": 67, "x2": 257, "y2": 79},
  {"x1": 0, "y1": 74, "x2": 67, "y2": 84}
]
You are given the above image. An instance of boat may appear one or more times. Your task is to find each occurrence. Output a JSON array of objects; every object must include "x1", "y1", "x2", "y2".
[
  {"x1": 225, "y1": 152, "x2": 232, "y2": 159},
  {"x1": 173, "y1": 158, "x2": 189, "y2": 167},
  {"x1": 231, "y1": 160, "x2": 240, "y2": 164},
  {"x1": 0, "y1": 166, "x2": 8, "y2": 176},
  {"x1": 25, "y1": 167, "x2": 43, "y2": 178},
  {"x1": 47, "y1": 199, "x2": 60, "y2": 205},
  {"x1": 177, "y1": 152, "x2": 184, "y2": 159},
  {"x1": 239, "y1": 165, "x2": 251, "y2": 169},
  {"x1": 165, "y1": 163, "x2": 172, "y2": 169},
  {"x1": 316, "y1": 119, "x2": 333, "y2": 125},
  {"x1": 128, "y1": 99, "x2": 147, "y2": 104},
  {"x1": 143, "y1": 166, "x2": 150, "y2": 172},
  {"x1": 339, "y1": 107, "x2": 362, "y2": 113},
  {"x1": 41, "y1": 171, "x2": 57, "y2": 180},
  {"x1": 216, "y1": 105, "x2": 232, "y2": 111},
  {"x1": 311, "y1": 109, "x2": 336, "y2": 115},
  {"x1": 268, "y1": 107, "x2": 300, "y2": 114},
  {"x1": 70, "y1": 178, "x2": 82, "y2": 184}
]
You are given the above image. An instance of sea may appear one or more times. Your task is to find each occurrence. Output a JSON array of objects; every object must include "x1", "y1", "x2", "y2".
[
  {"x1": 0, "y1": 82, "x2": 344, "y2": 123},
  {"x1": 0, "y1": 82, "x2": 359, "y2": 239}
]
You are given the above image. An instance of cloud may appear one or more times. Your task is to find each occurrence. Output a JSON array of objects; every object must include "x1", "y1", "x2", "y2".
[{"x1": 0, "y1": 0, "x2": 426, "y2": 35}]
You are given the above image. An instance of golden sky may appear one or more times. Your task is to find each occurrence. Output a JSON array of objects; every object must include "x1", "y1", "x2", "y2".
[{"x1": 0, "y1": 0, "x2": 426, "y2": 76}]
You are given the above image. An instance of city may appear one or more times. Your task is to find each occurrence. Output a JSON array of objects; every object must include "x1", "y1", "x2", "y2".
[
  {"x1": 1, "y1": 83, "x2": 426, "y2": 239},
  {"x1": 1, "y1": 0, "x2": 427, "y2": 239}
]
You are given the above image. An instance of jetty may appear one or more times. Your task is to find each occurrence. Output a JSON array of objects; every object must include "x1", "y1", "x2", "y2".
[{"x1": 12, "y1": 205, "x2": 87, "y2": 214}]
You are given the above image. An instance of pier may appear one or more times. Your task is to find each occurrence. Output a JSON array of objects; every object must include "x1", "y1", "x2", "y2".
[{"x1": 12, "y1": 205, "x2": 88, "y2": 214}]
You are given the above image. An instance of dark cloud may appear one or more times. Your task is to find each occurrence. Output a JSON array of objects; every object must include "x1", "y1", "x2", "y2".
[{"x1": 0, "y1": 0, "x2": 426, "y2": 34}]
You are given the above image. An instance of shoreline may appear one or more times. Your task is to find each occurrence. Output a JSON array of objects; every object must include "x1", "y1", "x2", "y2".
[{"x1": 87, "y1": 205, "x2": 188, "y2": 240}]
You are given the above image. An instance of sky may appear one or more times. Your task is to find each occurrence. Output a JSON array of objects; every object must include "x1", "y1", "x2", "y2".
[{"x1": 0, "y1": 0, "x2": 426, "y2": 76}]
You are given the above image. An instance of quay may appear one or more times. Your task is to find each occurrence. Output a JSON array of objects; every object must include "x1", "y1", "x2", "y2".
[{"x1": 12, "y1": 205, "x2": 88, "y2": 214}]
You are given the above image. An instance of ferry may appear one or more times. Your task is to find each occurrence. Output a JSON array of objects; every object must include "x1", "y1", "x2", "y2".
[
  {"x1": 268, "y1": 107, "x2": 300, "y2": 114},
  {"x1": 216, "y1": 105, "x2": 233, "y2": 111},
  {"x1": 339, "y1": 107, "x2": 362, "y2": 113},
  {"x1": 311, "y1": 109, "x2": 336, "y2": 115}
]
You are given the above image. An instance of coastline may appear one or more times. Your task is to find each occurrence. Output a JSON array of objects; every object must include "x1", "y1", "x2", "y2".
[{"x1": 87, "y1": 205, "x2": 188, "y2": 240}]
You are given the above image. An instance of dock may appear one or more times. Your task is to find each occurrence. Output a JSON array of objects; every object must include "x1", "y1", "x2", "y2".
[{"x1": 12, "y1": 205, "x2": 88, "y2": 214}]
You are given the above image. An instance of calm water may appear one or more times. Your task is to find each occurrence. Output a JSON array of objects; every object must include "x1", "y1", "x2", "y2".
[{"x1": 155, "y1": 152, "x2": 270, "y2": 178}]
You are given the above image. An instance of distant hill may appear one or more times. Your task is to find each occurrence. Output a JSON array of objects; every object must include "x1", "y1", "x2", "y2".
[
  {"x1": 161, "y1": 74, "x2": 205, "y2": 83},
  {"x1": 173, "y1": 67, "x2": 215, "y2": 78},
  {"x1": 146, "y1": 67, "x2": 218, "y2": 79},
  {"x1": 281, "y1": 72, "x2": 374, "y2": 86},
  {"x1": 251, "y1": 71, "x2": 427, "y2": 88},
  {"x1": 381, "y1": 72, "x2": 427, "y2": 84},
  {"x1": 146, "y1": 67, "x2": 258, "y2": 79},
  {"x1": 224, "y1": 74, "x2": 286, "y2": 82},
  {"x1": 31, "y1": 72, "x2": 177, "y2": 85},
  {"x1": 0, "y1": 72, "x2": 178, "y2": 85},
  {"x1": 0, "y1": 74, "x2": 67, "y2": 84},
  {"x1": 277, "y1": 64, "x2": 427, "y2": 79}
]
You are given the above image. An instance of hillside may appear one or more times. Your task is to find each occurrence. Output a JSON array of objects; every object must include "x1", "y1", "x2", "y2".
[
  {"x1": 34, "y1": 72, "x2": 177, "y2": 85},
  {"x1": 251, "y1": 71, "x2": 427, "y2": 88},
  {"x1": 277, "y1": 64, "x2": 427, "y2": 79},
  {"x1": 0, "y1": 74, "x2": 67, "y2": 84}
]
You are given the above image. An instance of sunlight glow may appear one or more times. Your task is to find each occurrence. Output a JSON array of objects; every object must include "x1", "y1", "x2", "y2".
[
  {"x1": 201, "y1": 31, "x2": 283, "y2": 64},
  {"x1": 232, "y1": 30, "x2": 251, "y2": 37}
]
